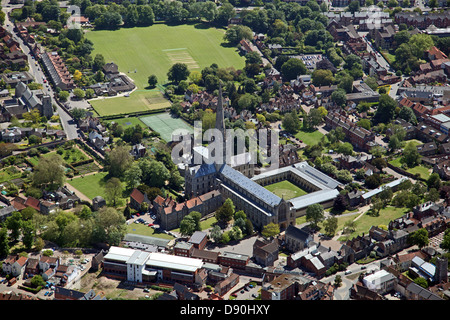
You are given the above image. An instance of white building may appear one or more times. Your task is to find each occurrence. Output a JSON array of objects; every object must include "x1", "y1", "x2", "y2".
[{"x1": 362, "y1": 269, "x2": 397, "y2": 294}]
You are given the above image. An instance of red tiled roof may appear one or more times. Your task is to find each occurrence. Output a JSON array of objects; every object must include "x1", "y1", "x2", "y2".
[
  {"x1": 130, "y1": 188, "x2": 144, "y2": 204},
  {"x1": 25, "y1": 197, "x2": 40, "y2": 211}
]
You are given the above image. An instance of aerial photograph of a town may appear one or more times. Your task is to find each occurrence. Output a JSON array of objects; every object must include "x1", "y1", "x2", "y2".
[{"x1": 0, "y1": 0, "x2": 448, "y2": 310}]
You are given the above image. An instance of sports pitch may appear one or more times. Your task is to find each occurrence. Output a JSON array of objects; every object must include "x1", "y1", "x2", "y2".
[
  {"x1": 86, "y1": 23, "x2": 245, "y2": 88},
  {"x1": 86, "y1": 24, "x2": 245, "y2": 116},
  {"x1": 139, "y1": 112, "x2": 193, "y2": 142}
]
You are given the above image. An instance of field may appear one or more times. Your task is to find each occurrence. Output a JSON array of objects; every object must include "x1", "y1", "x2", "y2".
[
  {"x1": 86, "y1": 23, "x2": 245, "y2": 88},
  {"x1": 388, "y1": 156, "x2": 432, "y2": 180},
  {"x1": 139, "y1": 112, "x2": 193, "y2": 142},
  {"x1": 294, "y1": 128, "x2": 324, "y2": 146},
  {"x1": 336, "y1": 206, "x2": 409, "y2": 241},
  {"x1": 264, "y1": 180, "x2": 308, "y2": 200},
  {"x1": 86, "y1": 23, "x2": 245, "y2": 115},
  {"x1": 67, "y1": 171, "x2": 110, "y2": 200}
]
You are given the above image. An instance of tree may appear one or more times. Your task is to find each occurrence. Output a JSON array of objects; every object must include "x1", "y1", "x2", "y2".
[
  {"x1": 215, "y1": 3, "x2": 235, "y2": 26},
  {"x1": 331, "y1": 88, "x2": 347, "y2": 107},
  {"x1": 167, "y1": 63, "x2": 190, "y2": 84},
  {"x1": 398, "y1": 106, "x2": 417, "y2": 125},
  {"x1": 323, "y1": 216, "x2": 338, "y2": 237},
  {"x1": 348, "y1": 0, "x2": 360, "y2": 12},
  {"x1": 408, "y1": 229, "x2": 429, "y2": 249},
  {"x1": 93, "y1": 53, "x2": 105, "y2": 72},
  {"x1": 373, "y1": 94, "x2": 397, "y2": 124},
  {"x1": 31, "y1": 275, "x2": 46, "y2": 288},
  {"x1": 0, "y1": 227, "x2": 9, "y2": 257},
  {"x1": 333, "y1": 194, "x2": 349, "y2": 212},
  {"x1": 281, "y1": 58, "x2": 307, "y2": 81},
  {"x1": 210, "y1": 225, "x2": 223, "y2": 243},
  {"x1": 73, "y1": 88, "x2": 85, "y2": 100},
  {"x1": 58, "y1": 90, "x2": 70, "y2": 102},
  {"x1": 104, "y1": 177, "x2": 123, "y2": 207},
  {"x1": 180, "y1": 215, "x2": 197, "y2": 236},
  {"x1": 108, "y1": 145, "x2": 132, "y2": 178},
  {"x1": 147, "y1": 74, "x2": 158, "y2": 88},
  {"x1": 337, "y1": 142, "x2": 354, "y2": 156},
  {"x1": 261, "y1": 222, "x2": 280, "y2": 238},
  {"x1": 441, "y1": 230, "x2": 450, "y2": 252},
  {"x1": 282, "y1": 110, "x2": 301, "y2": 134},
  {"x1": 402, "y1": 141, "x2": 421, "y2": 168},
  {"x1": 146, "y1": 160, "x2": 170, "y2": 188},
  {"x1": 138, "y1": 5, "x2": 154, "y2": 26},
  {"x1": 32, "y1": 154, "x2": 65, "y2": 190},
  {"x1": 215, "y1": 198, "x2": 235, "y2": 225},
  {"x1": 123, "y1": 162, "x2": 142, "y2": 190},
  {"x1": 304, "y1": 108, "x2": 323, "y2": 130},
  {"x1": 92, "y1": 207, "x2": 126, "y2": 246},
  {"x1": 427, "y1": 173, "x2": 441, "y2": 190},
  {"x1": 22, "y1": 220, "x2": 35, "y2": 250},
  {"x1": 6, "y1": 211, "x2": 22, "y2": 241},
  {"x1": 306, "y1": 203, "x2": 325, "y2": 229},
  {"x1": 224, "y1": 25, "x2": 252, "y2": 45},
  {"x1": 312, "y1": 69, "x2": 335, "y2": 86},
  {"x1": 71, "y1": 108, "x2": 87, "y2": 121}
]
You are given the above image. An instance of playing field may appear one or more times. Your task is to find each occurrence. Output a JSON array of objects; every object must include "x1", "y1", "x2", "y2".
[
  {"x1": 139, "y1": 112, "x2": 193, "y2": 142},
  {"x1": 264, "y1": 180, "x2": 309, "y2": 200},
  {"x1": 89, "y1": 89, "x2": 171, "y2": 116},
  {"x1": 86, "y1": 23, "x2": 245, "y2": 88}
]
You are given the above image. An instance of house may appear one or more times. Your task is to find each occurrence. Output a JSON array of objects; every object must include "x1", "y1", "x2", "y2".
[
  {"x1": 129, "y1": 188, "x2": 151, "y2": 211},
  {"x1": 362, "y1": 269, "x2": 397, "y2": 294},
  {"x1": 188, "y1": 231, "x2": 208, "y2": 250},
  {"x1": 218, "y1": 251, "x2": 249, "y2": 269},
  {"x1": 54, "y1": 287, "x2": 106, "y2": 300},
  {"x1": 0, "y1": 205, "x2": 17, "y2": 222},
  {"x1": 25, "y1": 258, "x2": 40, "y2": 276},
  {"x1": 41, "y1": 51, "x2": 75, "y2": 90},
  {"x1": 261, "y1": 273, "x2": 311, "y2": 300},
  {"x1": 130, "y1": 143, "x2": 146, "y2": 159},
  {"x1": 39, "y1": 255, "x2": 60, "y2": 273},
  {"x1": 253, "y1": 238, "x2": 279, "y2": 267},
  {"x1": 3, "y1": 255, "x2": 28, "y2": 277},
  {"x1": 174, "y1": 241, "x2": 194, "y2": 257},
  {"x1": 39, "y1": 201, "x2": 58, "y2": 215},
  {"x1": 404, "y1": 282, "x2": 443, "y2": 300},
  {"x1": 215, "y1": 273, "x2": 239, "y2": 297},
  {"x1": 339, "y1": 234, "x2": 373, "y2": 264},
  {"x1": 191, "y1": 248, "x2": 219, "y2": 264},
  {"x1": 284, "y1": 225, "x2": 314, "y2": 253},
  {"x1": 92, "y1": 196, "x2": 106, "y2": 211}
]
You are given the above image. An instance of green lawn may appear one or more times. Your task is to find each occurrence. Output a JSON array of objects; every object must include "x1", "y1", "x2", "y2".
[
  {"x1": 67, "y1": 171, "x2": 109, "y2": 199},
  {"x1": 127, "y1": 223, "x2": 175, "y2": 240},
  {"x1": 86, "y1": 23, "x2": 245, "y2": 87},
  {"x1": 389, "y1": 157, "x2": 431, "y2": 180},
  {"x1": 89, "y1": 89, "x2": 171, "y2": 116},
  {"x1": 294, "y1": 129, "x2": 324, "y2": 146},
  {"x1": 336, "y1": 206, "x2": 409, "y2": 241},
  {"x1": 86, "y1": 23, "x2": 245, "y2": 115},
  {"x1": 264, "y1": 180, "x2": 308, "y2": 200}
]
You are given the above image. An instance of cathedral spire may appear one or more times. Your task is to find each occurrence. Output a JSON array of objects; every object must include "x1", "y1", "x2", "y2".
[
  {"x1": 214, "y1": 83, "x2": 226, "y2": 165},
  {"x1": 215, "y1": 83, "x2": 225, "y2": 138}
]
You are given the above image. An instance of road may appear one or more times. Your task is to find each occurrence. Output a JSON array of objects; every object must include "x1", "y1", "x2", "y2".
[
  {"x1": 1, "y1": 2, "x2": 79, "y2": 140},
  {"x1": 321, "y1": 260, "x2": 380, "y2": 300}
]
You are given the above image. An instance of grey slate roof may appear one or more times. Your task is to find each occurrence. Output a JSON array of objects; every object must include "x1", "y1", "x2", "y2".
[{"x1": 219, "y1": 164, "x2": 282, "y2": 208}]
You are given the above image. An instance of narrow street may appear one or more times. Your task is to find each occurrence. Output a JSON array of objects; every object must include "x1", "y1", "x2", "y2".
[{"x1": 2, "y1": 2, "x2": 79, "y2": 140}]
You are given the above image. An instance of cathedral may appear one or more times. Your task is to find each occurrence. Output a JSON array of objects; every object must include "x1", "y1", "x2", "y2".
[{"x1": 183, "y1": 86, "x2": 296, "y2": 231}]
